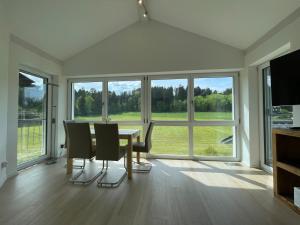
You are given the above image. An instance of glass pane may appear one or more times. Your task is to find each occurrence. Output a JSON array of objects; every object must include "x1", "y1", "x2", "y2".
[
  {"x1": 73, "y1": 82, "x2": 102, "y2": 121},
  {"x1": 194, "y1": 77, "x2": 233, "y2": 120},
  {"x1": 272, "y1": 106, "x2": 293, "y2": 125},
  {"x1": 193, "y1": 126, "x2": 234, "y2": 157},
  {"x1": 151, "y1": 126, "x2": 188, "y2": 155},
  {"x1": 18, "y1": 71, "x2": 47, "y2": 165},
  {"x1": 151, "y1": 79, "x2": 188, "y2": 120},
  {"x1": 263, "y1": 67, "x2": 293, "y2": 167},
  {"x1": 108, "y1": 81, "x2": 141, "y2": 121},
  {"x1": 263, "y1": 67, "x2": 273, "y2": 166}
]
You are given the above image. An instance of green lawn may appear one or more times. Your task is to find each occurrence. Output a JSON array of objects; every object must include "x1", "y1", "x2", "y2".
[
  {"x1": 75, "y1": 112, "x2": 234, "y2": 157},
  {"x1": 17, "y1": 124, "x2": 46, "y2": 164},
  {"x1": 75, "y1": 112, "x2": 232, "y2": 121},
  {"x1": 17, "y1": 112, "x2": 234, "y2": 165}
]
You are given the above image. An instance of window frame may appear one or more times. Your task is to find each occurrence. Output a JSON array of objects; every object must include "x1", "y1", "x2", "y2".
[
  {"x1": 17, "y1": 66, "x2": 52, "y2": 170},
  {"x1": 67, "y1": 72, "x2": 240, "y2": 161}
]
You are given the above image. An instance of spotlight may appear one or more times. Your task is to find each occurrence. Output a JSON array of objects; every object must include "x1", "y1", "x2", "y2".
[{"x1": 138, "y1": 0, "x2": 143, "y2": 5}]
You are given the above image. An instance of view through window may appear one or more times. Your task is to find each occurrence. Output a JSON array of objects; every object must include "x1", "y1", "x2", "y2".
[
  {"x1": 108, "y1": 81, "x2": 141, "y2": 121},
  {"x1": 73, "y1": 82, "x2": 102, "y2": 121},
  {"x1": 18, "y1": 71, "x2": 48, "y2": 165},
  {"x1": 193, "y1": 77, "x2": 234, "y2": 157},
  {"x1": 70, "y1": 75, "x2": 238, "y2": 158}
]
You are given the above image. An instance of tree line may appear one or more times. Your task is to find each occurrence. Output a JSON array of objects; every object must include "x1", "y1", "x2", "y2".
[{"x1": 74, "y1": 86, "x2": 232, "y2": 116}]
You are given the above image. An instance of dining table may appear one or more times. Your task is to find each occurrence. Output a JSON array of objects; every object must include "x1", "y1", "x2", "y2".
[{"x1": 66, "y1": 128, "x2": 141, "y2": 180}]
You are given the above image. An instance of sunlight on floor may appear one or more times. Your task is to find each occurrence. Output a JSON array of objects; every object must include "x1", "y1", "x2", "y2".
[
  {"x1": 156, "y1": 159, "x2": 211, "y2": 169},
  {"x1": 181, "y1": 171, "x2": 267, "y2": 190}
]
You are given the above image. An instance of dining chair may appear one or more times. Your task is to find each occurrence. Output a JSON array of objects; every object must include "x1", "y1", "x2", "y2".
[
  {"x1": 132, "y1": 122, "x2": 154, "y2": 172},
  {"x1": 63, "y1": 120, "x2": 85, "y2": 169},
  {"x1": 94, "y1": 123, "x2": 128, "y2": 188},
  {"x1": 65, "y1": 121, "x2": 102, "y2": 184}
]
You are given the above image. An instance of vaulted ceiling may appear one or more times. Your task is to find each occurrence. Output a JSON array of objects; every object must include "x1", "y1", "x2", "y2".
[{"x1": 3, "y1": 0, "x2": 300, "y2": 61}]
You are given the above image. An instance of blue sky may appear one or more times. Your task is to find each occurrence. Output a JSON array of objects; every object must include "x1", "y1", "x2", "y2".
[{"x1": 74, "y1": 77, "x2": 232, "y2": 94}]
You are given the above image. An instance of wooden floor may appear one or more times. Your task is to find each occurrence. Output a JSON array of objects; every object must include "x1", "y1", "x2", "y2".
[{"x1": 0, "y1": 159, "x2": 299, "y2": 225}]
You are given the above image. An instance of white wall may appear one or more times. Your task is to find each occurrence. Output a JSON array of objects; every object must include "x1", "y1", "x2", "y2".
[
  {"x1": 6, "y1": 41, "x2": 65, "y2": 178},
  {"x1": 64, "y1": 21, "x2": 244, "y2": 76},
  {"x1": 240, "y1": 68, "x2": 260, "y2": 167},
  {"x1": 241, "y1": 12, "x2": 300, "y2": 167},
  {"x1": 0, "y1": 1, "x2": 9, "y2": 187}
]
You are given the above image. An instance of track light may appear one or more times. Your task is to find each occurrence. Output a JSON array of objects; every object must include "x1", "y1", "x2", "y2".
[{"x1": 137, "y1": 0, "x2": 149, "y2": 19}]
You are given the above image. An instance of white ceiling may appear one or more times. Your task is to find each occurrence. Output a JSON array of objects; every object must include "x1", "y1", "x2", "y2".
[
  {"x1": 3, "y1": 0, "x2": 300, "y2": 61},
  {"x1": 4, "y1": 0, "x2": 139, "y2": 60},
  {"x1": 148, "y1": 0, "x2": 300, "y2": 50}
]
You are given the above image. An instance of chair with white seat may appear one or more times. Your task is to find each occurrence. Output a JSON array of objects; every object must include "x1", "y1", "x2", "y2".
[{"x1": 132, "y1": 122, "x2": 154, "y2": 172}]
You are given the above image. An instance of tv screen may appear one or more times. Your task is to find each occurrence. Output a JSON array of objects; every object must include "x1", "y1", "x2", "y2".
[{"x1": 270, "y1": 49, "x2": 300, "y2": 106}]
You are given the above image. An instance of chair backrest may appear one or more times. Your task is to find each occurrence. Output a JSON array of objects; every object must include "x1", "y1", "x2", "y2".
[
  {"x1": 65, "y1": 122, "x2": 93, "y2": 159},
  {"x1": 94, "y1": 123, "x2": 121, "y2": 161},
  {"x1": 63, "y1": 120, "x2": 73, "y2": 148},
  {"x1": 145, "y1": 122, "x2": 154, "y2": 152}
]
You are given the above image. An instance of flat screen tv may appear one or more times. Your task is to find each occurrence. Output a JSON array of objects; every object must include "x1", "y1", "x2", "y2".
[{"x1": 270, "y1": 49, "x2": 300, "y2": 106}]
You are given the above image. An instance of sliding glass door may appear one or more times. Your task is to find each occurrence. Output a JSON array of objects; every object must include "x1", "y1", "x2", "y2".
[
  {"x1": 260, "y1": 66, "x2": 293, "y2": 169},
  {"x1": 18, "y1": 71, "x2": 49, "y2": 165},
  {"x1": 68, "y1": 73, "x2": 239, "y2": 160}
]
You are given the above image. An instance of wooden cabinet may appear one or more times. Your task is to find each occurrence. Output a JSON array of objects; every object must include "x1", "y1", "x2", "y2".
[{"x1": 272, "y1": 128, "x2": 300, "y2": 214}]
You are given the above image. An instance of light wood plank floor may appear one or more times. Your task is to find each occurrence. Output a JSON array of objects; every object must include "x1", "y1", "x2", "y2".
[{"x1": 0, "y1": 159, "x2": 299, "y2": 225}]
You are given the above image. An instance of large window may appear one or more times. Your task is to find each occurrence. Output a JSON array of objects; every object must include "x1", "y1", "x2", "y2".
[
  {"x1": 69, "y1": 73, "x2": 239, "y2": 160},
  {"x1": 108, "y1": 81, "x2": 142, "y2": 121},
  {"x1": 73, "y1": 82, "x2": 102, "y2": 121}
]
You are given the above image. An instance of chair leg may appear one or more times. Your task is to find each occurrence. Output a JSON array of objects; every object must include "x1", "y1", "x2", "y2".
[
  {"x1": 137, "y1": 152, "x2": 140, "y2": 164},
  {"x1": 70, "y1": 159, "x2": 102, "y2": 185},
  {"x1": 133, "y1": 155, "x2": 152, "y2": 173},
  {"x1": 97, "y1": 160, "x2": 127, "y2": 188},
  {"x1": 74, "y1": 159, "x2": 85, "y2": 169},
  {"x1": 64, "y1": 159, "x2": 85, "y2": 169},
  {"x1": 124, "y1": 154, "x2": 127, "y2": 171}
]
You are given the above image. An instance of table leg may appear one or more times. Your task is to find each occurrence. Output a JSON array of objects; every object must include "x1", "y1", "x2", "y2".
[
  {"x1": 127, "y1": 137, "x2": 132, "y2": 179},
  {"x1": 67, "y1": 158, "x2": 73, "y2": 175},
  {"x1": 137, "y1": 136, "x2": 140, "y2": 164}
]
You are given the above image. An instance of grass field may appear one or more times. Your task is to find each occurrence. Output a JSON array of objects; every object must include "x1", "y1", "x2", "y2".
[
  {"x1": 17, "y1": 112, "x2": 233, "y2": 164},
  {"x1": 17, "y1": 124, "x2": 46, "y2": 164},
  {"x1": 76, "y1": 112, "x2": 234, "y2": 156},
  {"x1": 75, "y1": 112, "x2": 232, "y2": 121}
]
